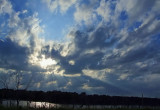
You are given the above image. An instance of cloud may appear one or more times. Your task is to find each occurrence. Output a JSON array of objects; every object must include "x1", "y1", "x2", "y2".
[
  {"x1": 42, "y1": 0, "x2": 77, "y2": 14},
  {"x1": 0, "y1": 0, "x2": 12, "y2": 14},
  {"x1": 115, "y1": 0, "x2": 157, "y2": 26},
  {"x1": 82, "y1": 68, "x2": 112, "y2": 82},
  {"x1": 0, "y1": 39, "x2": 29, "y2": 70},
  {"x1": 81, "y1": 83, "x2": 104, "y2": 91},
  {"x1": 74, "y1": 1, "x2": 97, "y2": 25},
  {"x1": 59, "y1": 0, "x2": 77, "y2": 13},
  {"x1": 96, "y1": 0, "x2": 113, "y2": 22},
  {"x1": 42, "y1": 0, "x2": 58, "y2": 13}
]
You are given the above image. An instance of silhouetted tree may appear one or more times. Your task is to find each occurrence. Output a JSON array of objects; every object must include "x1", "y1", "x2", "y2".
[
  {"x1": 10, "y1": 71, "x2": 33, "y2": 107},
  {"x1": 0, "y1": 73, "x2": 13, "y2": 107},
  {"x1": 11, "y1": 71, "x2": 22, "y2": 107},
  {"x1": 0, "y1": 73, "x2": 12, "y2": 89}
]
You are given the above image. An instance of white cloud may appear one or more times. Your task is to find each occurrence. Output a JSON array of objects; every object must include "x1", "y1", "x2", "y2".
[
  {"x1": 81, "y1": 83, "x2": 104, "y2": 91},
  {"x1": 152, "y1": 0, "x2": 160, "y2": 13},
  {"x1": 0, "y1": 68, "x2": 15, "y2": 73},
  {"x1": 0, "y1": 0, "x2": 12, "y2": 15},
  {"x1": 35, "y1": 82, "x2": 41, "y2": 88},
  {"x1": 118, "y1": 74, "x2": 130, "y2": 80},
  {"x1": 83, "y1": 69, "x2": 105, "y2": 81},
  {"x1": 22, "y1": 10, "x2": 28, "y2": 14},
  {"x1": 74, "y1": 2, "x2": 97, "y2": 25},
  {"x1": 63, "y1": 73, "x2": 81, "y2": 77},
  {"x1": 46, "y1": 81, "x2": 57, "y2": 86},
  {"x1": 136, "y1": 62, "x2": 147, "y2": 68},
  {"x1": 59, "y1": 0, "x2": 77, "y2": 14},
  {"x1": 116, "y1": 0, "x2": 137, "y2": 14},
  {"x1": 96, "y1": 0, "x2": 111, "y2": 22},
  {"x1": 82, "y1": 84, "x2": 92, "y2": 90},
  {"x1": 115, "y1": 0, "x2": 157, "y2": 25},
  {"x1": 52, "y1": 65, "x2": 65, "y2": 76},
  {"x1": 60, "y1": 42, "x2": 76, "y2": 57},
  {"x1": 63, "y1": 80, "x2": 72, "y2": 89},
  {"x1": 147, "y1": 19, "x2": 160, "y2": 33},
  {"x1": 7, "y1": 11, "x2": 44, "y2": 48},
  {"x1": 83, "y1": 48, "x2": 100, "y2": 55},
  {"x1": 42, "y1": 0, "x2": 58, "y2": 13},
  {"x1": 82, "y1": 68, "x2": 112, "y2": 82},
  {"x1": 42, "y1": 0, "x2": 76, "y2": 14},
  {"x1": 8, "y1": 12, "x2": 20, "y2": 28},
  {"x1": 69, "y1": 60, "x2": 75, "y2": 65}
]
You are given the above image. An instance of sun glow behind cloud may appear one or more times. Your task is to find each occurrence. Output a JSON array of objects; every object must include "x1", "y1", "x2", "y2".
[
  {"x1": 39, "y1": 55, "x2": 57, "y2": 69},
  {"x1": 29, "y1": 54, "x2": 57, "y2": 69}
]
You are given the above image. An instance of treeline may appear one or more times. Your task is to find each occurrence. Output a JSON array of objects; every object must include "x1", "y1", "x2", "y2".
[{"x1": 0, "y1": 89, "x2": 160, "y2": 107}]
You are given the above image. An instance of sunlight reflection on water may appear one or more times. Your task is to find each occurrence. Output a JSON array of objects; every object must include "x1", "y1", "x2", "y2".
[{"x1": 2, "y1": 100, "x2": 57, "y2": 108}]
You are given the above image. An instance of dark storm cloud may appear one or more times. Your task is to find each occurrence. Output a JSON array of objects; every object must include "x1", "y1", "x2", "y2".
[
  {"x1": 47, "y1": 18, "x2": 160, "y2": 78},
  {"x1": 46, "y1": 21, "x2": 160, "y2": 96},
  {"x1": 48, "y1": 26, "x2": 118, "y2": 74},
  {"x1": 73, "y1": 26, "x2": 116, "y2": 49},
  {"x1": 0, "y1": 38, "x2": 29, "y2": 70}
]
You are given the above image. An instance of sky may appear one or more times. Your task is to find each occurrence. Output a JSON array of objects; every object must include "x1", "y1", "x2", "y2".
[{"x1": 0, "y1": 0, "x2": 160, "y2": 97}]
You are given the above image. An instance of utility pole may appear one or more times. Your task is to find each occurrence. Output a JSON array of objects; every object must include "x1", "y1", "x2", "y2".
[{"x1": 141, "y1": 93, "x2": 143, "y2": 108}]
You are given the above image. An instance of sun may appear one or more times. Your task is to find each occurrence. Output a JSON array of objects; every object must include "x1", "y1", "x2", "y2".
[{"x1": 39, "y1": 55, "x2": 57, "y2": 69}]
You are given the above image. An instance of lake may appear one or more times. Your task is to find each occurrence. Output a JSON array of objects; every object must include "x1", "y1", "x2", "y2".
[{"x1": 1, "y1": 99, "x2": 159, "y2": 109}]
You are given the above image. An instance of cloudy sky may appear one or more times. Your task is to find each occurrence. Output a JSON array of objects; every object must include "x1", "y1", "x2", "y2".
[{"x1": 0, "y1": 0, "x2": 160, "y2": 97}]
